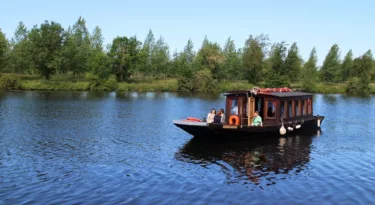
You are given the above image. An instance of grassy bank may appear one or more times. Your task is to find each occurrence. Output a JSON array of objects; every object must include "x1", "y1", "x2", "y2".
[{"x1": 2, "y1": 73, "x2": 375, "y2": 94}]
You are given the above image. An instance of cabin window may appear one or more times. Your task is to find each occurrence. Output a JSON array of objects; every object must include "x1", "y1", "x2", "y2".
[
  {"x1": 230, "y1": 98, "x2": 239, "y2": 115},
  {"x1": 255, "y1": 97, "x2": 264, "y2": 117},
  {"x1": 265, "y1": 100, "x2": 276, "y2": 118},
  {"x1": 288, "y1": 100, "x2": 293, "y2": 117}
]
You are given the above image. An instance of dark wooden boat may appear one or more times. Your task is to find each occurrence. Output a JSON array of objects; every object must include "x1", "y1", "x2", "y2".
[{"x1": 173, "y1": 87, "x2": 324, "y2": 139}]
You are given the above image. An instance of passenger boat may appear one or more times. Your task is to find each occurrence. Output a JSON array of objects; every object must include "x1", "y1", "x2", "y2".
[{"x1": 173, "y1": 87, "x2": 324, "y2": 138}]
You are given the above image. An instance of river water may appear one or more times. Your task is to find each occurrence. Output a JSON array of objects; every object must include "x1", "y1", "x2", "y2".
[{"x1": 0, "y1": 91, "x2": 374, "y2": 204}]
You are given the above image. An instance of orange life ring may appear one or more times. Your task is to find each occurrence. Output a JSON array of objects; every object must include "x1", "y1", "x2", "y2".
[
  {"x1": 186, "y1": 117, "x2": 201, "y2": 122},
  {"x1": 229, "y1": 115, "x2": 240, "y2": 125}
]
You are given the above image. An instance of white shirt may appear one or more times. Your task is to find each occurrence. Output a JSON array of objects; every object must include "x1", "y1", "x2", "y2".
[{"x1": 207, "y1": 113, "x2": 215, "y2": 123}]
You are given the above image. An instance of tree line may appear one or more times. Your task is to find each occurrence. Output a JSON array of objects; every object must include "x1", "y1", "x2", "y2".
[{"x1": 0, "y1": 17, "x2": 373, "y2": 94}]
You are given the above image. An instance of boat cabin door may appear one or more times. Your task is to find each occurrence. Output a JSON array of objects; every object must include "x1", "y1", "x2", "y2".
[
  {"x1": 226, "y1": 95, "x2": 256, "y2": 126},
  {"x1": 247, "y1": 96, "x2": 255, "y2": 126}
]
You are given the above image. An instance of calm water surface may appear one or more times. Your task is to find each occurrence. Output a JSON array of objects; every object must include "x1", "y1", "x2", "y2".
[{"x1": 0, "y1": 91, "x2": 374, "y2": 204}]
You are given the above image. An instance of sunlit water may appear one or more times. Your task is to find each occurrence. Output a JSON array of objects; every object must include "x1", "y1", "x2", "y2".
[{"x1": 0, "y1": 91, "x2": 374, "y2": 204}]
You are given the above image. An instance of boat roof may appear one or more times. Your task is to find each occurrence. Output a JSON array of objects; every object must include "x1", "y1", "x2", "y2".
[
  {"x1": 266, "y1": 91, "x2": 312, "y2": 98},
  {"x1": 224, "y1": 88, "x2": 312, "y2": 98}
]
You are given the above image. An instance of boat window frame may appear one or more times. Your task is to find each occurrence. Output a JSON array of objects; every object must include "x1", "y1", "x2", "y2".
[
  {"x1": 227, "y1": 97, "x2": 239, "y2": 116},
  {"x1": 301, "y1": 98, "x2": 306, "y2": 115},
  {"x1": 287, "y1": 100, "x2": 294, "y2": 118},
  {"x1": 280, "y1": 100, "x2": 287, "y2": 119},
  {"x1": 307, "y1": 97, "x2": 312, "y2": 115},
  {"x1": 296, "y1": 99, "x2": 301, "y2": 116},
  {"x1": 263, "y1": 98, "x2": 277, "y2": 119}
]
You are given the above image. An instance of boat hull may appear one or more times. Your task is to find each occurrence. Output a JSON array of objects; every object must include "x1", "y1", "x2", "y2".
[{"x1": 173, "y1": 116, "x2": 324, "y2": 139}]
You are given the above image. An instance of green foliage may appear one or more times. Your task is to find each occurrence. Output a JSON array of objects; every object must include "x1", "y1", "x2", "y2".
[
  {"x1": 195, "y1": 36, "x2": 225, "y2": 80},
  {"x1": 151, "y1": 36, "x2": 170, "y2": 77},
  {"x1": 264, "y1": 71, "x2": 290, "y2": 87},
  {"x1": 171, "y1": 39, "x2": 196, "y2": 77},
  {"x1": 0, "y1": 74, "x2": 20, "y2": 90},
  {"x1": 21, "y1": 81, "x2": 89, "y2": 91},
  {"x1": 301, "y1": 48, "x2": 318, "y2": 92},
  {"x1": 28, "y1": 21, "x2": 65, "y2": 79},
  {"x1": 282, "y1": 42, "x2": 302, "y2": 82},
  {"x1": 346, "y1": 77, "x2": 363, "y2": 95},
  {"x1": 194, "y1": 68, "x2": 219, "y2": 92},
  {"x1": 86, "y1": 72, "x2": 118, "y2": 91},
  {"x1": 219, "y1": 81, "x2": 253, "y2": 92},
  {"x1": 177, "y1": 67, "x2": 196, "y2": 92},
  {"x1": 222, "y1": 37, "x2": 241, "y2": 80},
  {"x1": 88, "y1": 49, "x2": 110, "y2": 78},
  {"x1": 62, "y1": 17, "x2": 92, "y2": 80},
  {"x1": 264, "y1": 42, "x2": 290, "y2": 87},
  {"x1": 0, "y1": 29, "x2": 9, "y2": 72},
  {"x1": 7, "y1": 22, "x2": 35, "y2": 74},
  {"x1": 242, "y1": 34, "x2": 268, "y2": 84},
  {"x1": 341, "y1": 50, "x2": 353, "y2": 82},
  {"x1": 108, "y1": 36, "x2": 141, "y2": 81},
  {"x1": 320, "y1": 44, "x2": 341, "y2": 83},
  {"x1": 345, "y1": 50, "x2": 373, "y2": 95},
  {"x1": 2, "y1": 16, "x2": 375, "y2": 93}
]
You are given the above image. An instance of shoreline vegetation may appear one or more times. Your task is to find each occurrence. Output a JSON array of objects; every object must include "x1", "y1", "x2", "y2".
[
  {"x1": 2, "y1": 73, "x2": 375, "y2": 94},
  {"x1": 1, "y1": 16, "x2": 374, "y2": 95}
]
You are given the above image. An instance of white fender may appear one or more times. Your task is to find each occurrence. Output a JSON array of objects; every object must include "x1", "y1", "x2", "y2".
[
  {"x1": 288, "y1": 127, "x2": 293, "y2": 131},
  {"x1": 296, "y1": 124, "x2": 301, "y2": 129},
  {"x1": 280, "y1": 125, "x2": 286, "y2": 135},
  {"x1": 317, "y1": 119, "x2": 321, "y2": 127}
]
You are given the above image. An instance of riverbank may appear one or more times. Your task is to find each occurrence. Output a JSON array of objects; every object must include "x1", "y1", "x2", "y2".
[{"x1": 1, "y1": 74, "x2": 375, "y2": 93}]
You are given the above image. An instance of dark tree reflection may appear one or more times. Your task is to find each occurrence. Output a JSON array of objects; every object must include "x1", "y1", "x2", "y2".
[{"x1": 175, "y1": 134, "x2": 318, "y2": 186}]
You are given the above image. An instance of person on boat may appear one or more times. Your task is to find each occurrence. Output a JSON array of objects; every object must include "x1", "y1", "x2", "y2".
[
  {"x1": 220, "y1": 108, "x2": 225, "y2": 123},
  {"x1": 207, "y1": 108, "x2": 216, "y2": 123},
  {"x1": 251, "y1": 111, "x2": 263, "y2": 127},
  {"x1": 213, "y1": 110, "x2": 223, "y2": 124}
]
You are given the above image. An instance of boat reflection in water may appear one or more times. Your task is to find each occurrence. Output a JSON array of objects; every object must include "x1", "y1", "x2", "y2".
[{"x1": 175, "y1": 133, "x2": 319, "y2": 187}]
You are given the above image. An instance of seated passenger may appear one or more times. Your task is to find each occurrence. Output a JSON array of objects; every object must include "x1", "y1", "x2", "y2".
[
  {"x1": 207, "y1": 108, "x2": 216, "y2": 123},
  {"x1": 220, "y1": 108, "x2": 225, "y2": 123},
  {"x1": 213, "y1": 110, "x2": 223, "y2": 124},
  {"x1": 251, "y1": 111, "x2": 263, "y2": 127}
]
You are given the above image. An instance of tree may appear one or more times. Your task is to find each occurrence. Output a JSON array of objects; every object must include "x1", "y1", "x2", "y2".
[
  {"x1": 88, "y1": 26, "x2": 110, "y2": 78},
  {"x1": 63, "y1": 17, "x2": 91, "y2": 80},
  {"x1": 151, "y1": 36, "x2": 170, "y2": 77},
  {"x1": 301, "y1": 48, "x2": 318, "y2": 92},
  {"x1": 282, "y1": 42, "x2": 303, "y2": 82},
  {"x1": 137, "y1": 29, "x2": 155, "y2": 75},
  {"x1": 7, "y1": 22, "x2": 34, "y2": 74},
  {"x1": 0, "y1": 29, "x2": 9, "y2": 72},
  {"x1": 242, "y1": 34, "x2": 268, "y2": 83},
  {"x1": 264, "y1": 42, "x2": 289, "y2": 87},
  {"x1": 28, "y1": 21, "x2": 65, "y2": 79},
  {"x1": 108, "y1": 36, "x2": 141, "y2": 81},
  {"x1": 347, "y1": 50, "x2": 373, "y2": 95},
  {"x1": 195, "y1": 36, "x2": 224, "y2": 80},
  {"x1": 223, "y1": 37, "x2": 241, "y2": 80},
  {"x1": 320, "y1": 44, "x2": 341, "y2": 83},
  {"x1": 173, "y1": 39, "x2": 195, "y2": 77},
  {"x1": 341, "y1": 50, "x2": 353, "y2": 82}
]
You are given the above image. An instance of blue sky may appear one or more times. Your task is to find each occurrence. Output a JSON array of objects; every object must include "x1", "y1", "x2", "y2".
[{"x1": 2, "y1": 0, "x2": 374, "y2": 66}]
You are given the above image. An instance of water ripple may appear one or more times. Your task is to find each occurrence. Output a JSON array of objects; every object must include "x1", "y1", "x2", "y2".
[{"x1": 0, "y1": 92, "x2": 375, "y2": 204}]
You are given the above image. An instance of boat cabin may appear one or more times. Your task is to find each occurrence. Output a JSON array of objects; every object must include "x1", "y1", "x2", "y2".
[{"x1": 224, "y1": 88, "x2": 313, "y2": 127}]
